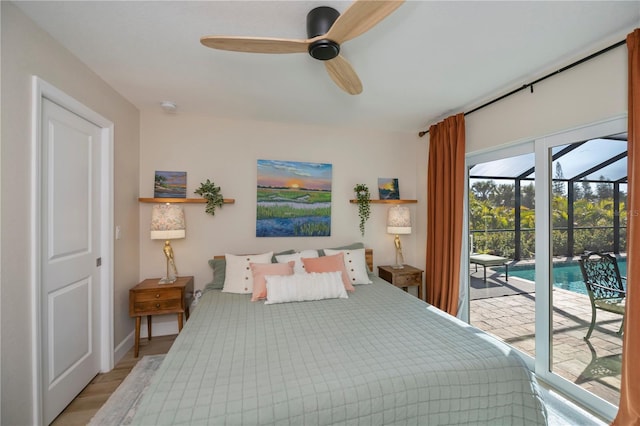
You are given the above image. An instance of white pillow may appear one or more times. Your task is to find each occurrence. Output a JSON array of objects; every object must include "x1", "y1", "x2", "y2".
[
  {"x1": 275, "y1": 249, "x2": 319, "y2": 274},
  {"x1": 323, "y1": 248, "x2": 372, "y2": 285},
  {"x1": 264, "y1": 271, "x2": 348, "y2": 305},
  {"x1": 222, "y1": 252, "x2": 273, "y2": 294}
]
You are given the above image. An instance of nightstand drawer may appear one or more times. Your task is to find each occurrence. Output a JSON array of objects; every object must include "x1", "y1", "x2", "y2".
[
  {"x1": 378, "y1": 265, "x2": 424, "y2": 300},
  {"x1": 394, "y1": 273, "x2": 421, "y2": 286},
  {"x1": 135, "y1": 288, "x2": 182, "y2": 302},
  {"x1": 133, "y1": 298, "x2": 181, "y2": 314}
]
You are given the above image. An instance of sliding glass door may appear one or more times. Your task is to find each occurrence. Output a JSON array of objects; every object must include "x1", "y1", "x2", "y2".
[
  {"x1": 466, "y1": 116, "x2": 627, "y2": 421},
  {"x1": 534, "y1": 118, "x2": 627, "y2": 420}
]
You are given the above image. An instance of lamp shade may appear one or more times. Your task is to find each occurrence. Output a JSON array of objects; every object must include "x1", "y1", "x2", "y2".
[
  {"x1": 150, "y1": 204, "x2": 186, "y2": 240},
  {"x1": 387, "y1": 205, "x2": 411, "y2": 235}
]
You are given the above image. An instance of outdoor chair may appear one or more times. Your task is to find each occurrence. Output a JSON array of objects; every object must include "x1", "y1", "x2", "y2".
[{"x1": 578, "y1": 251, "x2": 626, "y2": 340}]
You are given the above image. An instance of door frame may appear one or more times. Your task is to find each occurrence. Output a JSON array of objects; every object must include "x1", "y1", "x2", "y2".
[{"x1": 30, "y1": 76, "x2": 114, "y2": 425}]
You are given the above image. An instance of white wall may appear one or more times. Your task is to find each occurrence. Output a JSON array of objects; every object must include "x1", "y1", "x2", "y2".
[
  {"x1": 0, "y1": 3, "x2": 140, "y2": 424},
  {"x1": 465, "y1": 39, "x2": 628, "y2": 153},
  {"x1": 138, "y1": 111, "x2": 422, "y2": 334}
]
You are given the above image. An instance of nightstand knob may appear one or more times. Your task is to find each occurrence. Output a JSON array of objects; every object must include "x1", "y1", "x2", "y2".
[
  {"x1": 156, "y1": 303, "x2": 161, "y2": 308},
  {"x1": 155, "y1": 294, "x2": 160, "y2": 298}
]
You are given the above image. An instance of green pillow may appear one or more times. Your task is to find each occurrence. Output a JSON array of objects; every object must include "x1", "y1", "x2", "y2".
[
  {"x1": 319, "y1": 242, "x2": 365, "y2": 257},
  {"x1": 272, "y1": 249, "x2": 295, "y2": 263},
  {"x1": 204, "y1": 258, "x2": 226, "y2": 291}
]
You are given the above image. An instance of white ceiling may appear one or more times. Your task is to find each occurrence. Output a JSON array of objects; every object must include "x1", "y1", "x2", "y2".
[{"x1": 14, "y1": 1, "x2": 640, "y2": 134}]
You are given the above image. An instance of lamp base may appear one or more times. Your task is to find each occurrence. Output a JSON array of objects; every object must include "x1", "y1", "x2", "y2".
[
  {"x1": 158, "y1": 276, "x2": 177, "y2": 285},
  {"x1": 159, "y1": 245, "x2": 178, "y2": 285},
  {"x1": 393, "y1": 235, "x2": 405, "y2": 270}
]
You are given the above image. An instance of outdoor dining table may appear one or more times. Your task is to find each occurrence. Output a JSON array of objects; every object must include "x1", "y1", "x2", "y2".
[{"x1": 470, "y1": 254, "x2": 509, "y2": 283}]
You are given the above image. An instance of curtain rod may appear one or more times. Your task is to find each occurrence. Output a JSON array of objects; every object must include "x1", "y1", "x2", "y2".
[{"x1": 417, "y1": 38, "x2": 627, "y2": 138}]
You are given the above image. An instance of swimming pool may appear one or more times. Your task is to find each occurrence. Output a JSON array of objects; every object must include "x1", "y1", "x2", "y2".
[{"x1": 497, "y1": 258, "x2": 627, "y2": 295}]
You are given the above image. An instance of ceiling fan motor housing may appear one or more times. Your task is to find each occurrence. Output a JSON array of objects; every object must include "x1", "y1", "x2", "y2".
[{"x1": 307, "y1": 6, "x2": 340, "y2": 61}]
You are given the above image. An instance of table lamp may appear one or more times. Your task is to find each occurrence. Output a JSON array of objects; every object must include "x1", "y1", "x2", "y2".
[
  {"x1": 150, "y1": 204, "x2": 186, "y2": 284},
  {"x1": 387, "y1": 205, "x2": 411, "y2": 269}
]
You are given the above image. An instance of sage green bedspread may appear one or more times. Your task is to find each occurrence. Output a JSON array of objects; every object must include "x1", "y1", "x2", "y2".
[{"x1": 132, "y1": 275, "x2": 547, "y2": 425}]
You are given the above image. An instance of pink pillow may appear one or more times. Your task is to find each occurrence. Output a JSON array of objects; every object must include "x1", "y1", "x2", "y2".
[
  {"x1": 301, "y1": 253, "x2": 355, "y2": 292},
  {"x1": 250, "y1": 261, "x2": 295, "y2": 301}
]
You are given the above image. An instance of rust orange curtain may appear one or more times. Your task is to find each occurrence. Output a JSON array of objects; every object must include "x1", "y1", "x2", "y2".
[
  {"x1": 613, "y1": 28, "x2": 640, "y2": 426},
  {"x1": 425, "y1": 113, "x2": 465, "y2": 316}
]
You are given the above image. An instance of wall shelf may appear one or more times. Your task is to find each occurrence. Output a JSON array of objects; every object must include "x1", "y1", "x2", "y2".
[
  {"x1": 139, "y1": 197, "x2": 235, "y2": 204},
  {"x1": 349, "y1": 199, "x2": 417, "y2": 204}
]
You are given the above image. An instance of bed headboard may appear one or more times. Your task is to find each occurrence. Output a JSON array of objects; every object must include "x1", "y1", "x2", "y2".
[
  {"x1": 214, "y1": 248, "x2": 374, "y2": 271},
  {"x1": 365, "y1": 248, "x2": 373, "y2": 272}
]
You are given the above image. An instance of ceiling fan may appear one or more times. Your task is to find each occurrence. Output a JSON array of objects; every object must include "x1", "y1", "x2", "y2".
[{"x1": 200, "y1": 0, "x2": 404, "y2": 95}]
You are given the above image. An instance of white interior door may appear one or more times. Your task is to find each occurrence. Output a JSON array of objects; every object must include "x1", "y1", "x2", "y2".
[{"x1": 41, "y1": 98, "x2": 101, "y2": 424}]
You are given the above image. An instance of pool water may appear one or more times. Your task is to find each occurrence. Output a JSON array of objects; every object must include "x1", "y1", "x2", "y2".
[{"x1": 497, "y1": 259, "x2": 627, "y2": 295}]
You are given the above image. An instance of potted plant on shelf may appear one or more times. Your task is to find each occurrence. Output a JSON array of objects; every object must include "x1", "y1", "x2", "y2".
[
  {"x1": 354, "y1": 183, "x2": 371, "y2": 236},
  {"x1": 195, "y1": 179, "x2": 225, "y2": 216}
]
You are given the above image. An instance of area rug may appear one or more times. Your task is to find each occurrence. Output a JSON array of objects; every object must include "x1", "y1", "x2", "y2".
[{"x1": 89, "y1": 354, "x2": 165, "y2": 425}]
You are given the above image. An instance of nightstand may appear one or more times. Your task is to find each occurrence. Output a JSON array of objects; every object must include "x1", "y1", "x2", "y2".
[
  {"x1": 378, "y1": 265, "x2": 424, "y2": 300},
  {"x1": 129, "y1": 276, "x2": 194, "y2": 357}
]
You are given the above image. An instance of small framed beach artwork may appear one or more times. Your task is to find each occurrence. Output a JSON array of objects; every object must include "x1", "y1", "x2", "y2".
[
  {"x1": 378, "y1": 178, "x2": 400, "y2": 200},
  {"x1": 154, "y1": 171, "x2": 187, "y2": 198}
]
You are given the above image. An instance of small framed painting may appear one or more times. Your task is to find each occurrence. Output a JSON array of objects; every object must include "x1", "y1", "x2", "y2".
[
  {"x1": 154, "y1": 171, "x2": 187, "y2": 198},
  {"x1": 378, "y1": 178, "x2": 399, "y2": 200}
]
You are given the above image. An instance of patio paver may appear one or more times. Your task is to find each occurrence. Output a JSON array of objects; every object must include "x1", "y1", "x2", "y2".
[{"x1": 470, "y1": 270, "x2": 622, "y2": 406}]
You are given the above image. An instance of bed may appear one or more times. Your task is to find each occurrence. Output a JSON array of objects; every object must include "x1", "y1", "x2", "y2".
[{"x1": 131, "y1": 248, "x2": 547, "y2": 425}]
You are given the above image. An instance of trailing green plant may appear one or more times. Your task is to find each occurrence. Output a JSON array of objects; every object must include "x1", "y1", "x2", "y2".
[
  {"x1": 195, "y1": 179, "x2": 224, "y2": 216},
  {"x1": 354, "y1": 183, "x2": 371, "y2": 236}
]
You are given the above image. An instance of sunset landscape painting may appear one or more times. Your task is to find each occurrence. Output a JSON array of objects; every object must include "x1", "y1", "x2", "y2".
[{"x1": 256, "y1": 160, "x2": 332, "y2": 237}]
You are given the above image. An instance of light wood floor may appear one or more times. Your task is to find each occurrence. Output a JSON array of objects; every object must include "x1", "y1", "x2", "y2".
[{"x1": 51, "y1": 334, "x2": 178, "y2": 426}]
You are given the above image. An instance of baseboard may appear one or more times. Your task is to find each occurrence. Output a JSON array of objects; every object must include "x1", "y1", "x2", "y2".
[
  {"x1": 138, "y1": 315, "x2": 180, "y2": 338},
  {"x1": 114, "y1": 330, "x2": 134, "y2": 365},
  {"x1": 113, "y1": 317, "x2": 179, "y2": 365}
]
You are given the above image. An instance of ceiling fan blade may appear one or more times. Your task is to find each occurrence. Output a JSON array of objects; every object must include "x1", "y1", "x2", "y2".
[
  {"x1": 325, "y1": 0, "x2": 404, "y2": 44},
  {"x1": 200, "y1": 35, "x2": 310, "y2": 54},
  {"x1": 324, "y1": 55, "x2": 363, "y2": 95}
]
